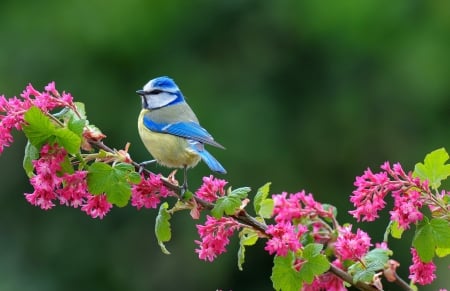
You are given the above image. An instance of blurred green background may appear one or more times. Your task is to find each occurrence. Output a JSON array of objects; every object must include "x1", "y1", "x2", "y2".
[{"x1": 1, "y1": 0, "x2": 449, "y2": 290}]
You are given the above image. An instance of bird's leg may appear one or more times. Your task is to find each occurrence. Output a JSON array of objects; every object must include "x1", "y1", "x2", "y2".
[
  {"x1": 138, "y1": 159, "x2": 156, "y2": 174},
  {"x1": 181, "y1": 165, "x2": 188, "y2": 197}
]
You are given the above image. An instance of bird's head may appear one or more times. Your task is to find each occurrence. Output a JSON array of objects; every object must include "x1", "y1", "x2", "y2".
[{"x1": 136, "y1": 76, "x2": 184, "y2": 109}]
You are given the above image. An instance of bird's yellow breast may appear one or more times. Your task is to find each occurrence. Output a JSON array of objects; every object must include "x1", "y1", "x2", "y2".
[{"x1": 138, "y1": 110, "x2": 201, "y2": 169}]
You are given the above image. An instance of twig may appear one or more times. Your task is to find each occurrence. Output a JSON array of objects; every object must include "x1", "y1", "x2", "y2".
[{"x1": 393, "y1": 273, "x2": 413, "y2": 291}]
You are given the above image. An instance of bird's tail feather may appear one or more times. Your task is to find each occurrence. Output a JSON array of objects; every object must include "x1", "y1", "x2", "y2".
[{"x1": 198, "y1": 149, "x2": 226, "y2": 174}]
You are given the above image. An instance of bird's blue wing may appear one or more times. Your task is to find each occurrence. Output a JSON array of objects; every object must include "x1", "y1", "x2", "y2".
[{"x1": 143, "y1": 115, "x2": 225, "y2": 149}]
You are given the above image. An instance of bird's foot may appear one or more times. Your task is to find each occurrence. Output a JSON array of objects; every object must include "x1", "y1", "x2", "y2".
[{"x1": 138, "y1": 159, "x2": 156, "y2": 174}]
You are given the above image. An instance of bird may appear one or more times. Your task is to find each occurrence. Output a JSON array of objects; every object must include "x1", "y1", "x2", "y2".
[{"x1": 136, "y1": 76, "x2": 226, "y2": 194}]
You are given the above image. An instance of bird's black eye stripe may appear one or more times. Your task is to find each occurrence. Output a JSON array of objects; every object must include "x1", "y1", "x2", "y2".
[{"x1": 149, "y1": 89, "x2": 163, "y2": 95}]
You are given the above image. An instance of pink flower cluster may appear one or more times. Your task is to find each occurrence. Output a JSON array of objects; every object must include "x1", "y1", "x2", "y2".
[
  {"x1": 195, "y1": 175, "x2": 227, "y2": 202},
  {"x1": 195, "y1": 215, "x2": 241, "y2": 262},
  {"x1": 349, "y1": 162, "x2": 427, "y2": 229},
  {"x1": 264, "y1": 222, "x2": 305, "y2": 256},
  {"x1": 0, "y1": 82, "x2": 74, "y2": 154},
  {"x1": 24, "y1": 143, "x2": 112, "y2": 219},
  {"x1": 261, "y1": 191, "x2": 334, "y2": 257},
  {"x1": 334, "y1": 224, "x2": 372, "y2": 261},
  {"x1": 408, "y1": 248, "x2": 436, "y2": 285},
  {"x1": 272, "y1": 191, "x2": 333, "y2": 223},
  {"x1": 131, "y1": 173, "x2": 175, "y2": 209}
]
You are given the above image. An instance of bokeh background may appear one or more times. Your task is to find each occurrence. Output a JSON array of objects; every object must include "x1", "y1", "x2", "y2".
[{"x1": 0, "y1": 0, "x2": 449, "y2": 290}]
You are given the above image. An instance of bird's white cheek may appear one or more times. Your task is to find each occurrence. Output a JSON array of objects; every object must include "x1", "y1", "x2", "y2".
[{"x1": 145, "y1": 92, "x2": 178, "y2": 109}]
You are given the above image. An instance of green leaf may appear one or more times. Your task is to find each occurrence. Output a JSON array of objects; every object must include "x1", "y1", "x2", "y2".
[
  {"x1": 272, "y1": 252, "x2": 302, "y2": 291},
  {"x1": 23, "y1": 141, "x2": 39, "y2": 178},
  {"x1": 412, "y1": 217, "x2": 450, "y2": 262},
  {"x1": 237, "y1": 228, "x2": 259, "y2": 271},
  {"x1": 298, "y1": 243, "x2": 330, "y2": 284},
  {"x1": 348, "y1": 248, "x2": 390, "y2": 283},
  {"x1": 230, "y1": 187, "x2": 252, "y2": 197},
  {"x1": 155, "y1": 202, "x2": 172, "y2": 255},
  {"x1": 436, "y1": 247, "x2": 450, "y2": 258},
  {"x1": 390, "y1": 220, "x2": 404, "y2": 239},
  {"x1": 68, "y1": 117, "x2": 86, "y2": 136},
  {"x1": 413, "y1": 148, "x2": 450, "y2": 189},
  {"x1": 22, "y1": 106, "x2": 81, "y2": 155},
  {"x1": 259, "y1": 198, "x2": 274, "y2": 219},
  {"x1": 53, "y1": 127, "x2": 81, "y2": 154},
  {"x1": 253, "y1": 182, "x2": 271, "y2": 214},
  {"x1": 22, "y1": 106, "x2": 56, "y2": 149},
  {"x1": 87, "y1": 162, "x2": 136, "y2": 207},
  {"x1": 211, "y1": 187, "x2": 251, "y2": 218}
]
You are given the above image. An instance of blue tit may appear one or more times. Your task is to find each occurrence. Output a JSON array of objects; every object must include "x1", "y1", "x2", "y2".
[{"x1": 136, "y1": 76, "x2": 226, "y2": 193}]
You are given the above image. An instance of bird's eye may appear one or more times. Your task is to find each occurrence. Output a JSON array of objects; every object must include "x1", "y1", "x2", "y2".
[{"x1": 149, "y1": 89, "x2": 163, "y2": 95}]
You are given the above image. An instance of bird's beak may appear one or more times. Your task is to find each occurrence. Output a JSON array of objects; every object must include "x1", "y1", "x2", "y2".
[{"x1": 136, "y1": 90, "x2": 146, "y2": 96}]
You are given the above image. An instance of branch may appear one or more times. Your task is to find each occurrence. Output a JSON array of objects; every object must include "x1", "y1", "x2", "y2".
[{"x1": 89, "y1": 140, "x2": 401, "y2": 291}]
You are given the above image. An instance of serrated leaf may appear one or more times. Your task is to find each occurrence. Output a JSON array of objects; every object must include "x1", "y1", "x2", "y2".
[
  {"x1": 413, "y1": 217, "x2": 450, "y2": 262},
  {"x1": 211, "y1": 186, "x2": 250, "y2": 218},
  {"x1": 23, "y1": 141, "x2": 39, "y2": 178},
  {"x1": 412, "y1": 218, "x2": 434, "y2": 262},
  {"x1": 272, "y1": 252, "x2": 302, "y2": 291},
  {"x1": 22, "y1": 106, "x2": 81, "y2": 155},
  {"x1": 352, "y1": 260, "x2": 384, "y2": 283},
  {"x1": 253, "y1": 182, "x2": 271, "y2": 214},
  {"x1": 22, "y1": 106, "x2": 55, "y2": 149},
  {"x1": 230, "y1": 187, "x2": 251, "y2": 198},
  {"x1": 211, "y1": 196, "x2": 242, "y2": 218},
  {"x1": 348, "y1": 248, "x2": 390, "y2": 284},
  {"x1": 87, "y1": 162, "x2": 135, "y2": 207},
  {"x1": 413, "y1": 148, "x2": 450, "y2": 189},
  {"x1": 155, "y1": 202, "x2": 172, "y2": 255},
  {"x1": 298, "y1": 243, "x2": 330, "y2": 284},
  {"x1": 128, "y1": 171, "x2": 142, "y2": 184},
  {"x1": 430, "y1": 218, "x2": 450, "y2": 249},
  {"x1": 53, "y1": 127, "x2": 81, "y2": 154}
]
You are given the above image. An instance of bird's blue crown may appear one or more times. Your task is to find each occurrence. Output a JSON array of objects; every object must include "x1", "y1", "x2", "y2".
[{"x1": 145, "y1": 76, "x2": 180, "y2": 93}]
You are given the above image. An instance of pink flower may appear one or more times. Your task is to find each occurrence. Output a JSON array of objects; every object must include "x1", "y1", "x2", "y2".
[
  {"x1": 24, "y1": 144, "x2": 66, "y2": 210},
  {"x1": 0, "y1": 95, "x2": 32, "y2": 153},
  {"x1": 349, "y1": 167, "x2": 390, "y2": 221},
  {"x1": 195, "y1": 175, "x2": 227, "y2": 202},
  {"x1": 272, "y1": 191, "x2": 332, "y2": 224},
  {"x1": 408, "y1": 248, "x2": 436, "y2": 285},
  {"x1": 389, "y1": 189, "x2": 423, "y2": 230},
  {"x1": 264, "y1": 221, "x2": 304, "y2": 256},
  {"x1": 349, "y1": 162, "x2": 429, "y2": 222},
  {"x1": 81, "y1": 194, "x2": 112, "y2": 219},
  {"x1": 131, "y1": 173, "x2": 174, "y2": 209},
  {"x1": 0, "y1": 82, "x2": 78, "y2": 154},
  {"x1": 195, "y1": 215, "x2": 240, "y2": 262},
  {"x1": 334, "y1": 225, "x2": 372, "y2": 261},
  {"x1": 57, "y1": 171, "x2": 90, "y2": 208},
  {"x1": 44, "y1": 81, "x2": 59, "y2": 96}
]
